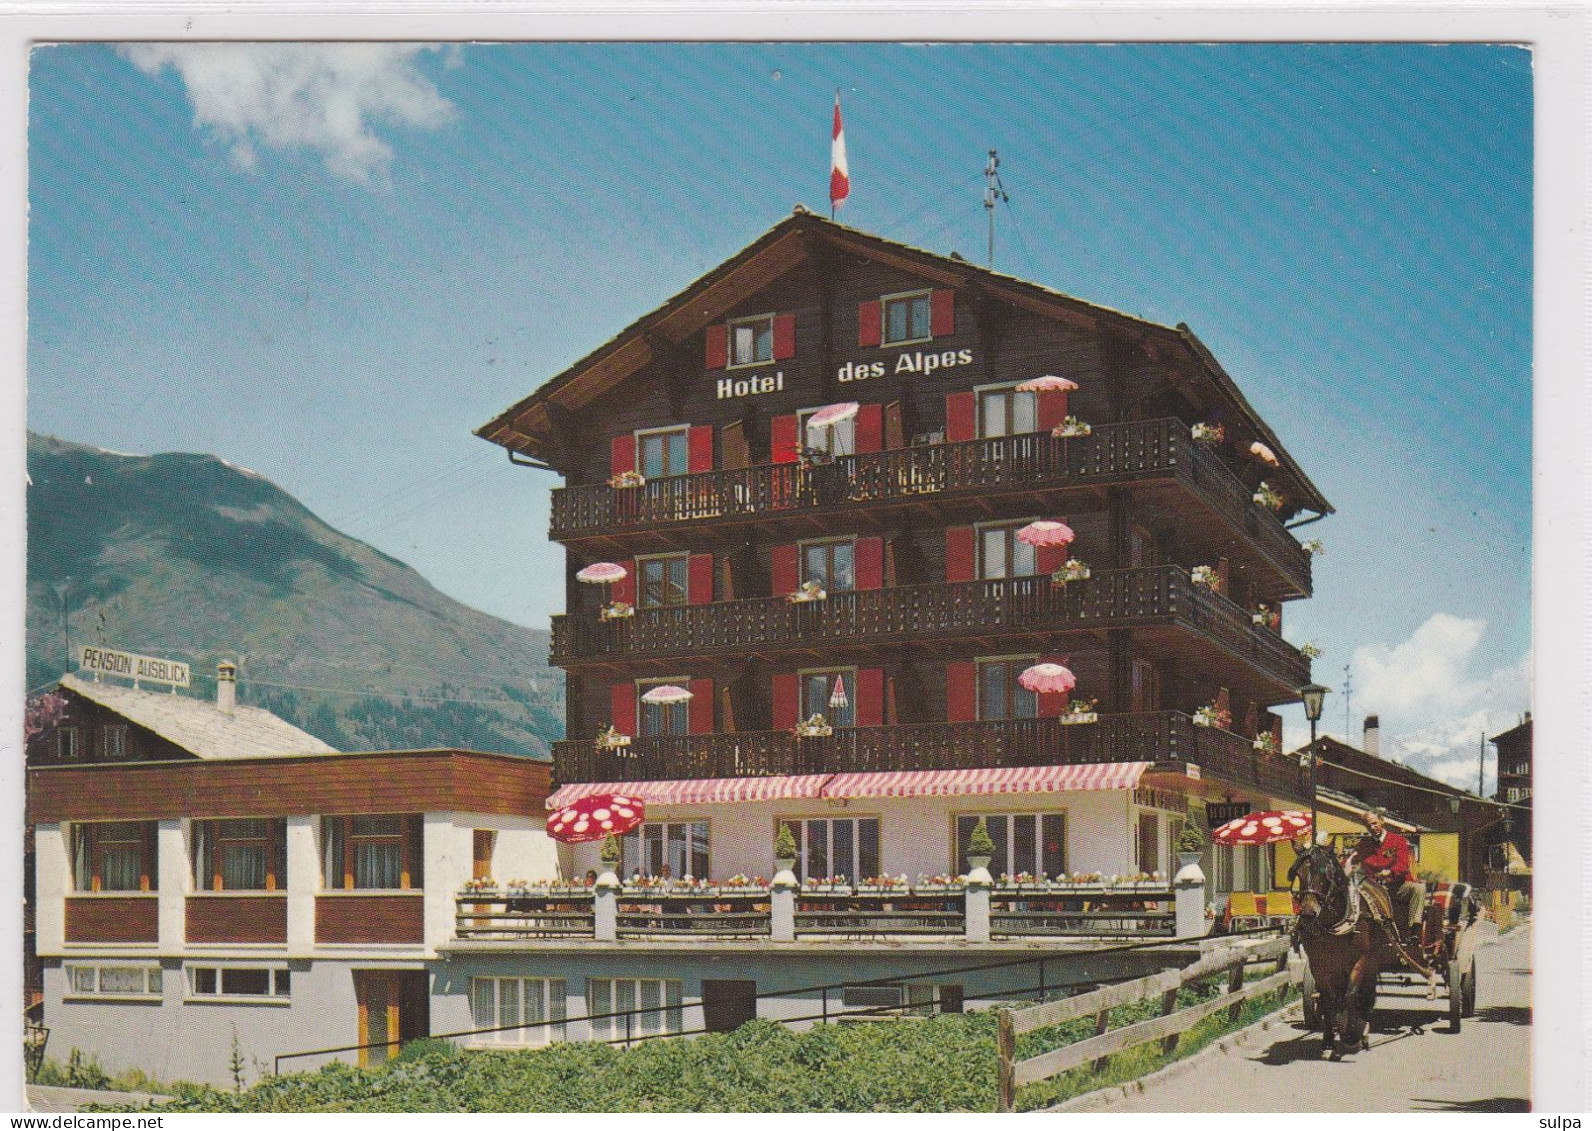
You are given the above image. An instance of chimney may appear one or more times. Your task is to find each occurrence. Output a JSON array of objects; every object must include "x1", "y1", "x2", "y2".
[
  {"x1": 217, "y1": 660, "x2": 237, "y2": 715},
  {"x1": 1363, "y1": 714, "x2": 1380, "y2": 757}
]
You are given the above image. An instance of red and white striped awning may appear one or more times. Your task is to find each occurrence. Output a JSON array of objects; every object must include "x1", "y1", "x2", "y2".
[
  {"x1": 546, "y1": 774, "x2": 830, "y2": 810},
  {"x1": 820, "y1": 762, "x2": 1150, "y2": 801}
]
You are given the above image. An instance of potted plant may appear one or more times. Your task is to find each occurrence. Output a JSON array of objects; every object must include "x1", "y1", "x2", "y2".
[
  {"x1": 1052, "y1": 416, "x2": 1092, "y2": 438},
  {"x1": 1051, "y1": 558, "x2": 1092, "y2": 587},
  {"x1": 1191, "y1": 421, "x2": 1225, "y2": 445},
  {"x1": 966, "y1": 817, "x2": 997, "y2": 872},
  {"x1": 599, "y1": 833, "x2": 623, "y2": 870},
  {"x1": 774, "y1": 823, "x2": 799, "y2": 873},
  {"x1": 1175, "y1": 821, "x2": 1206, "y2": 869}
]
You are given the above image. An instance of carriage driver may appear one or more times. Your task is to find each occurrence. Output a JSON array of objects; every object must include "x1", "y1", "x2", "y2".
[{"x1": 1361, "y1": 807, "x2": 1426, "y2": 938}]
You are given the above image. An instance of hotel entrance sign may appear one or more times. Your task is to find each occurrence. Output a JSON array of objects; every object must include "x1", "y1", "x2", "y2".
[{"x1": 79, "y1": 646, "x2": 191, "y2": 688}]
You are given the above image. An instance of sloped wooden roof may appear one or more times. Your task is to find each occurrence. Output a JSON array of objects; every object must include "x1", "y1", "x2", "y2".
[{"x1": 477, "y1": 209, "x2": 1331, "y2": 515}]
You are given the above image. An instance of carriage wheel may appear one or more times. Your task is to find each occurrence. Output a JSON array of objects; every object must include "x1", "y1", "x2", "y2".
[
  {"x1": 1462, "y1": 957, "x2": 1477, "y2": 1017},
  {"x1": 1302, "y1": 966, "x2": 1319, "y2": 1030},
  {"x1": 1447, "y1": 960, "x2": 1464, "y2": 1033}
]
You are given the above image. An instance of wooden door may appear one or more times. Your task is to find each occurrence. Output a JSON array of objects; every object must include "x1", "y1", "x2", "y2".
[
  {"x1": 702, "y1": 979, "x2": 758, "y2": 1033},
  {"x1": 355, "y1": 971, "x2": 402, "y2": 1066}
]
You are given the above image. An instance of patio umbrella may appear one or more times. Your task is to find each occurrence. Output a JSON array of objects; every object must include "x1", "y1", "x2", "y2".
[
  {"x1": 1015, "y1": 375, "x2": 1080, "y2": 393},
  {"x1": 546, "y1": 793, "x2": 646, "y2": 844},
  {"x1": 576, "y1": 562, "x2": 629, "y2": 585},
  {"x1": 1016, "y1": 520, "x2": 1075, "y2": 548},
  {"x1": 805, "y1": 402, "x2": 860, "y2": 431},
  {"x1": 640, "y1": 684, "x2": 693, "y2": 704},
  {"x1": 1211, "y1": 809, "x2": 1312, "y2": 846},
  {"x1": 1249, "y1": 441, "x2": 1279, "y2": 467},
  {"x1": 828, "y1": 674, "x2": 849, "y2": 710},
  {"x1": 1018, "y1": 662, "x2": 1077, "y2": 695}
]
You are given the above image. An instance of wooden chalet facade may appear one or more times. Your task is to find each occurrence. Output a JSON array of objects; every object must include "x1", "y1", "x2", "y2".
[{"x1": 480, "y1": 210, "x2": 1331, "y2": 886}]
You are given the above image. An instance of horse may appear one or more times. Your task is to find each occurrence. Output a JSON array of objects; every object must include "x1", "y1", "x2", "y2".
[{"x1": 1288, "y1": 842, "x2": 1406, "y2": 1058}]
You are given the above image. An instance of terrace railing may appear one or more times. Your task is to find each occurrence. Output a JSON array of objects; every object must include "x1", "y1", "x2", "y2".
[
  {"x1": 549, "y1": 419, "x2": 1310, "y2": 593},
  {"x1": 552, "y1": 566, "x2": 1308, "y2": 688},
  {"x1": 554, "y1": 710, "x2": 1309, "y2": 802}
]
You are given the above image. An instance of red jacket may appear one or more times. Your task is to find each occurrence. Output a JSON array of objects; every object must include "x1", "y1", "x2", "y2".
[{"x1": 1360, "y1": 830, "x2": 1413, "y2": 884}]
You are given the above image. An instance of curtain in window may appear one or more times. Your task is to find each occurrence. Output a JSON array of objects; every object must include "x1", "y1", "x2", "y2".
[
  {"x1": 73, "y1": 826, "x2": 92, "y2": 891},
  {"x1": 322, "y1": 818, "x2": 345, "y2": 889},
  {"x1": 101, "y1": 847, "x2": 142, "y2": 891},
  {"x1": 222, "y1": 845, "x2": 268, "y2": 890},
  {"x1": 191, "y1": 822, "x2": 211, "y2": 889},
  {"x1": 355, "y1": 842, "x2": 402, "y2": 889}
]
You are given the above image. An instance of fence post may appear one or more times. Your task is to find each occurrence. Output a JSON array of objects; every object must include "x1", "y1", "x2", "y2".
[
  {"x1": 996, "y1": 1008, "x2": 1016, "y2": 1113},
  {"x1": 1160, "y1": 970, "x2": 1181, "y2": 1055},
  {"x1": 1227, "y1": 957, "x2": 1246, "y2": 1023},
  {"x1": 1091, "y1": 1008, "x2": 1111, "y2": 1072}
]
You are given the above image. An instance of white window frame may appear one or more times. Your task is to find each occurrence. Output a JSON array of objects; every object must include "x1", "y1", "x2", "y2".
[
  {"x1": 64, "y1": 963, "x2": 163, "y2": 1001},
  {"x1": 975, "y1": 519, "x2": 1040, "y2": 581},
  {"x1": 57, "y1": 726, "x2": 79, "y2": 760},
  {"x1": 727, "y1": 313, "x2": 776, "y2": 369},
  {"x1": 797, "y1": 537, "x2": 857, "y2": 593},
  {"x1": 100, "y1": 724, "x2": 127, "y2": 760},
  {"x1": 954, "y1": 811, "x2": 1067, "y2": 879},
  {"x1": 880, "y1": 289, "x2": 933, "y2": 347},
  {"x1": 778, "y1": 815, "x2": 880, "y2": 884},
  {"x1": 796, "y1": 405, "x2": 856, "y2": 459},
  {"x1": 975, "y1": 653, "x2": 1040, "y2": 722},
  {"x1": 620, "y1": 820, "x2": 710, "y2": 880},
  {"x1": 797, "y1": 665, "x2": 858, "y2": 730},
  {"x1": 470, "y1": 976, "x2": 567, "y2": 1046},
  {"x1": 185, "y1": 964, "x2": 292, "y2": 1004},
  {"x1": 974, "y1": 380, "x2": 1039, "y2": 439},
  {"x1": 636, "y1": 552, "x2": 691, "y2": 609},
  {"x1": 634, "y1": 425, "x2": 691, "y2": 479},
  {"x1": 1135, "y1": 809, "x2": 1164, "y2": 876},
  {"x1": 587, "y1": 977, "x2": 683, "y2": 1044}
]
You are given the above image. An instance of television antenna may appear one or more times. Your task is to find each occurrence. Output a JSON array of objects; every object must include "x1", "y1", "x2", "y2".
[{"x1": 984, "y1": 149, "x2": 1009, "y2": 268}]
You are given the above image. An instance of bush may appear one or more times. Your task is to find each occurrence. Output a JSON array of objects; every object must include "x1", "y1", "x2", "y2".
[
  {"x1": 1175, "y1": 822, "x2": 1207, "y2": 854},
  {"x1": 774, "y1": 823, "x2": 799, "y2": 862},
  {"x1": 397, "y1": 1038, "x2": 461, "y2": 1063},
  {"x1": 967, "y1": 818, "x2": 997, "y2": 859}
]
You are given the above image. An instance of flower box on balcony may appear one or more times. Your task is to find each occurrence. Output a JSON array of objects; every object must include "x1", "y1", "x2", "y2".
[
  {"x1": 607, "y1": 470, "x2": 646, "y2": 489},
  {"x1": 600, "y1": 602, "x2": 634, "y2": 621},
  {"x1": 1060, "y1": 712, "x2": 1098, "y2": 726},
  {"x1": 1053, "y1": 417, "x2": 1093, "y2": 438}
]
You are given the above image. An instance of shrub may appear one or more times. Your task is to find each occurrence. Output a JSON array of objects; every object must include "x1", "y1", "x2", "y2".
[
  {"x1": 774, "y1": 823, "x2": 799, "y2": 862},
  {"x1": 599, "y1": 834, "x2": 622, "y2": 866},
  {"x1": 397, "y1": 1038, "x2": 461, "y2": 1063},
  {"x1": 1176, "y1": 822, "x2": 1206, "y2": 854},
  {"x1": 967, "y1": 818, "x2": 996, "y2": 858}
]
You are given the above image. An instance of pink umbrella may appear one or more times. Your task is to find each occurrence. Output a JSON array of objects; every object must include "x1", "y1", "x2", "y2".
[
  {"x1": 1212, "y1": 809, "x2": 1312, "y2": 846},
  {"x1": 1016, "y1": 520, "x2": 1075, "y2": 548},
  {"x1": 805, "y1": 402, "x2": 860, "y2": 431},
  {"x1": 1249, "y1": 441, "x2": 1279, "y2": 467},
  {"x1": 547, "y1": 793, "x2": 645, "y2": 844},
  {"x1": 640, "y1": 684, "x2": 693, "y2": 704},
  {"x1": 576, "y1": 562, "x2": 629, "y2": 584},
  {"x1": 1015, "y1": 375, "x2": 1079, "y2": 393},
  {"x1": 1018, "y1": 662, "x2": 1077, "y2": 695}
]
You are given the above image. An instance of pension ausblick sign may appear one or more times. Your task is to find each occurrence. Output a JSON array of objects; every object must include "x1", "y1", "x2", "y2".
[{"x1": 79, "y1": 646, "x2": 191, "y2": 688}]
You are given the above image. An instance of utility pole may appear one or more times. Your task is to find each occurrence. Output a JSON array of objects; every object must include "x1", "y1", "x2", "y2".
[
  {"x1": 1478, "y1": 731, "x2": 1487, "y2": 797},
  {"x1": 1342, "y1": 664, "x2": 1352, "y2": 740},
  {"x1": 984, "y1": 149, "x2": 1008, "y2": 268}
]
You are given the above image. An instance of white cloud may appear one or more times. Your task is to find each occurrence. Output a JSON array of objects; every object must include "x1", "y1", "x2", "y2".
[{"x1": 121, "y1": 43, "x2": 454, "y2": 183}]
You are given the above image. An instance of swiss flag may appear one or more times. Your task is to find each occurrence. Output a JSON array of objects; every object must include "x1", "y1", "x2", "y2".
[{"x1": 830, "y1": 94, "x2": 850, "y2": 212}]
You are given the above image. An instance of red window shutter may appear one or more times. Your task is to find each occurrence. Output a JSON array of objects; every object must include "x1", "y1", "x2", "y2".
[
  {"x1": 611, "y1": 434, "x2": 636, "y2": 477},
  {"x1": 1037, "y1": 653, "x2": 1069, "y2": 717},
  {"x1": 1271, "y1": 714, "x2": 1284, "y2": 746},
  {"x1": 773, "y1": 313, "x2": 796, "y2": 360},
  {"x1": 688, "y1": 678, "x2": 714, "y2": 734},
  {"x1": 705, "y1": 324, "x2": 728, "y2": 369},
  {"x1": 854, "y1": 403, "x2": 883, "y2": 453},
  {"x1": 1036, "y1": 388, "x2": 1069, "y2": 433},
  {"x1": 857, "y1": 300, "x2": 882, "y2": 347},
  {"x1": 688, "y1": 554, "x2": 714, "y2": 604},
  {"x1": 930, "y1": 289, "x2": 956, "y2": 337},
  {"x1": 771, "y1": 414, "x2": 800, "y2": 464},
  {"x1": 855, "y1": 537, "x2": 884, "y2": 590},
  {"x1": 771, "y1": 544, "x2": 798, "y2": 595},
  {"x1": 884, "y1": 402, "x2": 904, "y2": 449},
  {"x1": 1216, "y1": 687, "x2": 1231, "y2": 715},
  {"x1": 611, "y1": 683, "x2": 638, "y2": 736},
  {"x1": 945, "y1": 391, "x2": 977, "y2": 443},
  {"x1": 1036, "y1": 529, "x2": 1068, "y2": 575},
  {"x1": 612, "y1": 559, "x2": 636, "y2": 606},
  {"x1": 945, "y1": 526, "x2": 976, "y2": 583},
  {"x1": 772, "y1": 673, "x2": 799, "y2": 731},
  {"x1": 946, "y1": 662, "x2": 977, "y2": 723},
  {"x1": 856, "y1": 668, "x2": 885, "y2": 727},
  {"x1": 1274, "y1": 603, "x2": 1283, "y2": 632},
  {"x1": 688, "y1": 424, "x2": 714, "y2": 473},
  {"x1": 1217, "y1": 557, "x2": 1230, "y2": 594}
]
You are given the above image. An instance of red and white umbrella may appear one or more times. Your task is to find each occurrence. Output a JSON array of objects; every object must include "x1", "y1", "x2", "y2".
[
  {"x1": 1249, "y1": 441, "x2": 1279, "y2": 467},
  {"x1": 1016, "y1": 520, "x2": 1075, "y2": 548},
  {"x1": 1015, "y1": 375, "x2": 1079, "y2": 393},
  {"x1": 828, "y1": 674, "x2": 849, "y2": 710},
  {"x1": 1018, "y1": 662, "x2": 1077, "y2": 695},
  {"x1": 546, "y1": 793, "x2": 645, "y2": 844},
  {"x1": 805, "y1": 402, "x2": 860, "y2": 431},
  {"x1": 576, "y1": 562, "x2": 629, "y2": 585},
  {"x1": 1212, "y1": 809, "x2": 1312, "y2": 846},
  {"x1": 640, "y1": 684, "x2": 693, "y2": 704}
]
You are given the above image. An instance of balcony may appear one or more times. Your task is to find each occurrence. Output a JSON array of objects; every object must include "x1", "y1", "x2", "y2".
[
  {"x1": 551, "y1": 566, "x2": 1309, "y2": 690},
  {"x1": 554, "y1": 711, "x2": 1309, "y2": 803},
  {"x1": 549, "y1": 419, "x2": 1311, "y2": 595}
]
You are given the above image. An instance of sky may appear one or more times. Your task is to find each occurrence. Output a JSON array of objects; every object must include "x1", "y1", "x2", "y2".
[{"x1": 24, "y1": 41, "x2": 1533, "y2": 789}]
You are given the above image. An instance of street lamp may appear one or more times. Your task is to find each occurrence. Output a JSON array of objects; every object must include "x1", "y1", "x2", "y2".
[{"x1": 1297, "y1": 683, "x2": 1330, "y2": 842}]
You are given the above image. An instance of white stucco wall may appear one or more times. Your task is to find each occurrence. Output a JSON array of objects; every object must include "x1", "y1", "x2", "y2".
[
  {"x1": 477, "y1": 814, "x2": 561, "y2": 884},
  {"x1": 35, "y1": 823, "x2": 67, "y2": 954},
  {"x1": 566, "y1": 788, "x2": 1143, "y2": 882}
]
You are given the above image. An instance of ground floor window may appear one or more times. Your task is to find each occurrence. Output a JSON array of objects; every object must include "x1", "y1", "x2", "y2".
[
  {"x1": 188, "y1": 965, "x2": 291, "y2": 1001},
  {"x1": 779, "y1": 817, "x2": 879, "y2": 883},
  {"x1": 956, "y1": 813, "x2": 1065, "y2": 878},
  {"x1": 621, "y1": 821, "x2": 709, "y2": 880},
  {"x1": 1213, "y1": 843, "x2": 1275, "y2": 892},
  {"x1": 65, "y1": 963, "x2": 162, "y2": 999},
  {"x1": 587, "y1": 978, "x2": 682, "y2": 1043},
  {"x1": 470, "y1": 977, "x2": 566, "y2": 1045},
  {"x1": 1136, "y1": 811, "x2": 1162, "y2": 875}
]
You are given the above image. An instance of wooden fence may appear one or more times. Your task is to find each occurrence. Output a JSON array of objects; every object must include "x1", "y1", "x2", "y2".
[{"x1": 994, "y1": 936, "x2": 1299, "y2": 1112}]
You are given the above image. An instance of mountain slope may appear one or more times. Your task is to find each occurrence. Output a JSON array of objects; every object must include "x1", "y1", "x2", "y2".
[{"x1": 25, "y1": 432, "x2": 561, "y2": 757}]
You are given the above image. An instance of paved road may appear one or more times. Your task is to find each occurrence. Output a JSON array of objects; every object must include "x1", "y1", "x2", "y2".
[
  {"x1": 1097, "y1": 920, "x2": 1531, "y2": 1113},
  {"x1": 23, "y1": 1085, "x2": 168, "y2": 1113}
]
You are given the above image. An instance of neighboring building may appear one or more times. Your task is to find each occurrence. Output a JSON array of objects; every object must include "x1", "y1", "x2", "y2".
[
  {"x1": 1302, "y1": 718, "x2": 1495, "y2": 885},
  {"x1": 1488, "y1": 715, "x2": 1533, "y2": 892}
]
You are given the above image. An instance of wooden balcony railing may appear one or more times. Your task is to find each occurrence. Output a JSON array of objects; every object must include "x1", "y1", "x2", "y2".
[
  {"x1": 551, "y1": 566, "x2": 1308, "y2": 688},
  {"x1": 548, "y1": 419, "x2": 1310, "y2": 592},
  {"x1": 555, "y1": 711, "x2": 1309, "y2": 803}
]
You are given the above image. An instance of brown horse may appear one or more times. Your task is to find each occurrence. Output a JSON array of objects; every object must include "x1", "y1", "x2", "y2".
[{"x1": 1288, "y1": 843, "x2": 1405, "y2": 1058}]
